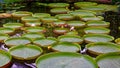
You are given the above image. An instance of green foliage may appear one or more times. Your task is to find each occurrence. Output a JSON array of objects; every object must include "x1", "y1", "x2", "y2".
[{"x1": 4, "y1": 0, "x2": 21, "y2": 4}]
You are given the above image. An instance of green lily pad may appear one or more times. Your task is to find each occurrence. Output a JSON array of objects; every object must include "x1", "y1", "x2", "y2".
[
  {"x1": 9, "y1": 45, "x2": 43, "y2": 60},
  {"x1": 83, "y1": 34, "x2": 114, "y2": 43},
  {"x1": 41, "y1": 17, "x2": 58, "y2": 23},
  {"x1": 0, "y1": 27, "x2": 15, "y2": 34},
  {"x1": 24, "y1": 27, "x2": 46, "y2": 33},
  {"x1": 81, "y1": 6, "x2": 105, "y2": 12},
  {"x1": 3, "y1": 23, "x2": 23, "y2": 29},
  {"x1": 86, "y1": 20, "x2": 110, "y2": 27},
  {"x1": 4, "y1": 37, "x2": 31, "y2": 47},
  {"x1": 25, "y1": 22, "x2": 41, "y2": 27},
  {"x1": 32, "y1": 13, "x2": 51, "y2": 18},
  {"x1": 22, "y1": 32, "x2": 45, "y2": 40},
  {"x1": 50, "y1": 8, "x2": 69, "y2": 14},
  {"x1": 33, "y1": 37, "x2": 57, "y2": 47},
  {"x1": 51, "y1": 42, "x2": 81, "y2": 52},
  {"x1": 53, "y1": 21, "x2": 66, "y2": 26},
  {"x1": 74, "y1": 2, "x2": 97, "y2": 8},
  {"x1": 98, "y1": 4, "x2": 118, "y2": 11},
  {"x1": 48, "y1": 3, "x2": 69, "y2": 8},
  {"x1": 53, "y1": 28, "x2": 69, "y2": 35},
  {"x1": 12, "y1": 11, "x2": 32, "y2": 18},
  {"x1": 86, "y1": 42, "x2": 120, "y2": 56},
  {"x1": 84, "y1": 27, "x2": 110, "y2": 34},
  {"x1": 96, "y1": 52, "x2": 120, "y2": 68},
  {"x1": 69, "y1": 10, "x2": 96, "y2": 17},
  {"x1": 58, "y1": 35, "x2": 83, "y2": 44},
  {"x1": 67, "y1": 21, "x2": 86, "y2": 27},
  {"x1": 36, "y1": 52, "x2": 98, "y2": 68},
  {"x1": 55, "y1": 14, "x2": 74, "y2": 21},
  {"x1": 0, "y1": 34, "x2": 9, "y2": 42},
  {"x1": 81, "y1": 16, "x2": 104, "y2": 21},
  {"x1": 0, "y1": 50, "x2": 12, "y2": 67},
  {"x1": 21, "y1": 16, "x2": 40, "y2": 22}
]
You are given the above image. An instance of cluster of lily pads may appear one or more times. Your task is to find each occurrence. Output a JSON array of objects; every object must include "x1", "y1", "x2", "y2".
[{"x1": 0, "y1": 2, "x2": 120, "y2": 68}]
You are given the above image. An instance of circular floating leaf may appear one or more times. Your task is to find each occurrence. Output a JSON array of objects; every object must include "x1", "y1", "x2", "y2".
[
  {"x1": 32, "y1": 13, "x2": 51, "y2": 18},
  {"x1": 33, "y1": 37, "x2": 57, "y2": 47},
  {"x1": 48, "y1": 3, "x2": 69, "y2": 8},
  {"x1": 96, "y1": 52, "x2": 120, "y2": 68},
  {"x1": 51, "y1": 42, "x2": 81, "y2": 52},
  {"x1": 4, "y1": 37, "x2": 31, "y2": 47},
  {"x1": 41, "y1": 17, "x2": 58, "y2": 23},
  {"x1": 21, "y1": 16, "x2": 40, "y2": 22},
  {"x1": 50, "y1": 8, "x2": 69, "y2": 14},
  {"x1": 53, "y1": 28, "x2": 69, "y2": 35},
  {"x1": 23, "y1": 27, "x2": 46, "y2": 33},
  {"x1": 74, "y1": 2, "x2": 97, "y2": 8},
  {"x1": 0, "y1": 34, "x2": 9, "y2": 42},
  {"x1": 36, "y1": 52, "x2": 98, "y2": 68},
  {"x1": 86, "y1": 20, "x2": 110, "y2": 27},
  {"x1": 9, "y1": 45, "x2": 43, "y2": 60},
  {"x1": 67, "y1": 21, "x2": 86, "y2": 28},
  {"x1": 55, "y1": 14, "x2": 74, "y2": 21},
  {"x1": 3, "y1": 23, "x2": 23, "y2": 29},
  {"x1": 0, "y1": 50, "x2": 12, "y2": 67},
  {"x1": 0, "y1": 27, "x2": 15, "y2": 34},
  {"x1": 84, "y1": 27, "x2": 110, "y2": 34},
  {"x1": 22, "y1": 32, "x2": 45, "y2": 40},
  {"x1": 58, "y1": 35, "x2": 83, "y2": 44},
  {"x1": 12, "y1": 11, "x2": 32, "y2": 18},
  {"x1": 83, "y1": 34, "x2": 114, "y2": 43},
  {"x1": 86, "y1": 42, "x2": 120, "y2": 56}
]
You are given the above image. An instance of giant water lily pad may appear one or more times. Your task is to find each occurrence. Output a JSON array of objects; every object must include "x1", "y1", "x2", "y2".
[
  {"x1": 0, "y1": 50, "x2": 12, "y2": 68},
  {"x1": 32, "y1": 13, "x2": 51, "y2": 18},
  {"x1": 41, "y1": 17, "x2": 58, "y2": 23},
  {"x1": 4, "y1": 37, "x2": 31, "y2": 47},
  {"x1": 84, "y1": 27, "x2": 110, "y2": 34},
  {"x1": 50, "y1": 8, "x2": 69, "y2": 14},
  {"x1": 55, "y1": 14, "x2": 74, "y2": 21},
  {"x1": 53, "y1": 28, "x2": 69, "y2": 35},
  {"x1": 53, "y1": 21, "x2": 66, "y2": 27},
  {"x1": 36, "y1": 52, "x2": 98, "y2": 68},
  {"x1": 21, "y1": 16, "x2": 40, "y2": 22},
  {"x1": 0, "y1": 27, "x2": 15, "y2": 35},
  {"x1": 0, "y1": 34, "x2": 9, "y2": 42},
  {"x1": 98, "y1": 4, "x2": 118, "y2": 12},
  {"x1": 86, "y1": 20, "x2": 110, "y2": 27},
  {"x1": 33, "y1": 37, "x2": 57, "y2": 47},
  {"x1": 3, "y1": 23, "x2": 23, "y2": 29},
  {"x1": 48, "y1": 3, "x2": 69, "y2": 8},
  {"x1": 9, "y1": 45, "x2": 43, "y2": 60},
  {"x1": 81, "y1": 16, "x2": 104, "y2": 21},
  {"x1": 23, "y1": 27, "x2": 46, "y2": 33},
  {"x1": 58, "y1": 35, "x2": 83, "y2": 44},
  {"x1": 12, "y1": 11, "x2": 32, "y2": 18},
  {"x1": 22, "y1": 32, "x2": 45, "y2": 40},
  {"x1": 74, "y1": 2, "x2": 97, "y2": 8},
  {"x1": 67, "y1": 21, "x2": 86, "y2": 28},
  {"x1": 25, "y1": 22, "x2": 41, "y2": 27},
  {"x1": 86, "y1": 42, "x2": 120, "y2": 56},
  {"x1": 51, "y1": 42, "x2": 81, "y2": 52},
  {"x1": 83, "y1": 34, "x2": 114, "y2": 43},
  {"x1": 69, "y1": 10, "x2": 96, "y2": 17},
  {"x1": 96, "y1": 52, "x2": 120, "y2": 68},
  {"x1": 81, "y1": 6, "x2": 105, "y2": 12}
]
